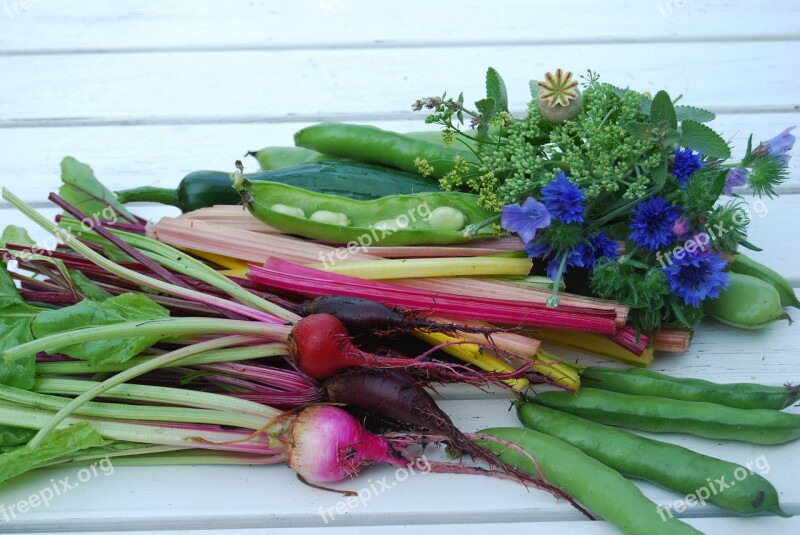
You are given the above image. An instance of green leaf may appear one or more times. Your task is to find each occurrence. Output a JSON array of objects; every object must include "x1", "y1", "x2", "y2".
[
  {"x1": 0, "y1": 263, "x2": 39, "y2": 389},
  {"x1": 474, "y1": 97, "x2": 496, "y2": 117},
  {"x1": 474, "y1": 97, "x2": 497, "y2": 138},
  {"x1": 0, "y1": 423, "x2": 107, "y2": 485},
  {"x1": 0, "y1": 426, "x2": 35, "y2": 448},
  {"x1": 680, "y1": 120, "x2": 731, "y2": 159},
  {"x1": 649, "y1": 91, "x2": 677, "y2": 130},
  {"x1": 485, "y1": 67, "x2": 508, "y2": 112},
  {"x1": 31, "y1": 293, "x2": 169, "y2": 365},
  {"x1": 529, "y1": 80, "x2": 539, "y2": 99},
  {"x1": 68, "y1": 270, "x2": 111, "y2": 301},
  {"x1": 58, "y1": 157, "x2": 137, "y2": 223},
  {"x1": 0, "y1": 225, "x2": 35, "y2": 248},
  {"x1": 675, "y1": 105, "x2": 715, "y2": 123}
]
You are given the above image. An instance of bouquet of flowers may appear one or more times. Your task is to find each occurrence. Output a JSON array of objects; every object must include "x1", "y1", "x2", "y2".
[{"x1": 414, "y1": 68, "x2": 796, "y2": 335}]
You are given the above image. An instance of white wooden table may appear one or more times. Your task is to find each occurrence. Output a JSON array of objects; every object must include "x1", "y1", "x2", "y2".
[{"x1": 1, "y1": 1, "x2": 799, "y2": 533}]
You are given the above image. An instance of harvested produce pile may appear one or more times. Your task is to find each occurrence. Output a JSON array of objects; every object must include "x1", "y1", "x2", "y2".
[{"x1": 0, "y1": 68, "x2": 797, "y2": 535}]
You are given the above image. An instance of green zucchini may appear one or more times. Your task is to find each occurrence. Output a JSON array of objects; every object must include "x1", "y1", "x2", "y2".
[{"x1": 115, "y1": 162, "x2": 441, "y2": 213}]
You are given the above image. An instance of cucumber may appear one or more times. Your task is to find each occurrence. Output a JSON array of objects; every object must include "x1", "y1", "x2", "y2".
[{"x1": 115, "y1": 162, "x2": 441, "y2": 213}]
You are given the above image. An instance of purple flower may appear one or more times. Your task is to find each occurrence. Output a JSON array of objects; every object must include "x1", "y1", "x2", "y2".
[
  {"x1": 628, "y1": 196, "x2": 682, "y2": 252},
  {"x1": 723, "y1": 168, "x2": 748, "y2": 196},
  {"x1": 663, "y1": 249, "x2": 730, "y2": 308},
  {"x1": 672, "y1": 217, "x2": 690, "y2": 238},
  {"x1": 754, "y1": 126, "x2": 796, "y2": 163},
  {"x1": 671, "y1": 148, "x2": 705, "y2": 188},
  {"x1": 540, "y1": 172, "x2": 585, "y2": 224},
  {"x1": 501, "y1": 197, "x2": 552, "y2": 244}
]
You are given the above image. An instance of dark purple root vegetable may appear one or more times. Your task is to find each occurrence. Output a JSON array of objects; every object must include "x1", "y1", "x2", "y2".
[
  {"x1": 322, "y1": 369, "x2": 577, "y2": 503},
  {"x1": 300, "y1": 295, "x2": 497, "y2": 336}
]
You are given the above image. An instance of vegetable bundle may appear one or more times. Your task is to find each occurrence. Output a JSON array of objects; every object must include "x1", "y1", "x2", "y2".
[{"x1": 0, "y1": 66, "x2": 797, "y2": 535}]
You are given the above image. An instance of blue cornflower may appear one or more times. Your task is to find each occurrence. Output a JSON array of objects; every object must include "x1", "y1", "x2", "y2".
[
  {"x1": 500, "y1": 197, "x2": 551, "y2": 244},
  {"x1": 671, "y1": 148, "x2": 705, "y2": 188},
  {"x1": 628, "y1": 196, "x2": 682, "y2": 252},
  {"x1": 590, "y1": 232, "x2": 619, "y2": 262},
  {"x1": 663, "y1": 249, "x2": 730, "y2": 308},
  {"x1": 524, "y1": 239, "x2": 594, "y2": 280},
  {"x1": 541, "y1": 172, "x2": 585, "y2": 224},
  {"x1": 723, "y1": 168, "x2": 748, "y2": 196}
]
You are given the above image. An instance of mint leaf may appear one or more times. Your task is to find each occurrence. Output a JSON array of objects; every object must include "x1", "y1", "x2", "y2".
[
  {"x1": 675, "y1": 105, "x2": 715, "y2": 123},
  {"x1": 649, "y1": 90, "x2": 677, "y2": 130},
  {"x1": 485, "y1": 67, "x2": 508, "y2": 112},
  {"x1": 31, "y1": 293, "x2": 169, "y2": 365},
  {"x1": 680, "y1": 120, "x2": 731, "y2": 159},
  {"x1": 59, "y1": 157, "x2": 137, "y2": 223},
  {"x1": 0, "y1": 423, "x2": 107, "y2": 485}
]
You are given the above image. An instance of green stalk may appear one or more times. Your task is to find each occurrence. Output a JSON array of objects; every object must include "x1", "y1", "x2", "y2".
[
  {"x1": 0, "y1": 404, "x2": 284, "y2": 453},
  {"x1": 59, "y1": 217, "x2": 299, "y2": 323},
  {"x1": 63, "y1": 449, "x2": 286, "y2": 467},
  {"x1": 312, "y1": 256, "x2": 531, "y2": 280},
  {"x1": 18, "y1": 335, "x2": 283, "y2": 449},
  {"x1": 33, "y1": 378, "x2": 281, "y2": 418},
  {"x1": 1, "y1": 188, "x2": 284, "y2": 324},
  {"x1": 3, "y1": 318, "x2": 291, "y2": 362},
  {"x1": 35, "y1": 343, "x2": 288, "y2": 376},
  {"x1": 0, "y1": 385, "x2": 269, "y2": 430}
]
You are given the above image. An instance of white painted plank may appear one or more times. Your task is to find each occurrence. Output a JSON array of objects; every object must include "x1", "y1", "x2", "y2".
[
  {"x1": 0, "y1": 0, "x2": 796, "y2": 54},
  {"x1": 11, "y1": 518, "x2": 800, "y2": 535},
  {"x1": 0, "y1": 113, "x2": 797, "y2": 205},
  {"x1": 1, "y1": 41, "x2": 799, "y2": 127},
  {"x1": 0, "y1": 398, "x2": 797, "y2": 532}
]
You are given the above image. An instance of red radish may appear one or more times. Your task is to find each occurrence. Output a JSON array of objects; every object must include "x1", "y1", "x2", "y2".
[
  {"x1": 287, "y1": 313, "x2": 423, "y2": 379},
  {"x1": 285, "y1": 405, "x2": 405, "y2": 482},
  {"x1": 287, "y1": 314, "x2": 519, "y2": 387}
]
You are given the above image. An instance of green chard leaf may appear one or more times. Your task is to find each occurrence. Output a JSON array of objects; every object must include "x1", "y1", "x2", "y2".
[
  {"x1": 649, "y1": 90, "x2": 678, "y2": 130},
  {"x1": 680, "y1": 119, "x2": 731, "y2": 159},
  {"x1": 0, "y1": 263, "x2": 39, "y2": 390},
  {"x1": 485, "y1": 67, "x2": 509, "y2": 112},
  {"x1": 68, "y1": 270, "x2": 112, "y2": 301},
  {"x1": 0, "y1": 423, "x2": 107, "y2": 485},
  {"x1": 59, "y1": 157, "x2": 138, "y2": 223},
  {"x1": 31, "y1": 293, "x2": 169, "y2": 365},
  {"x1": 1, "y1": 225, "x2": 36, "y2": 249},
  {"x1": 0, "y1": 426, "x2": 35, "y2": 448}
]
